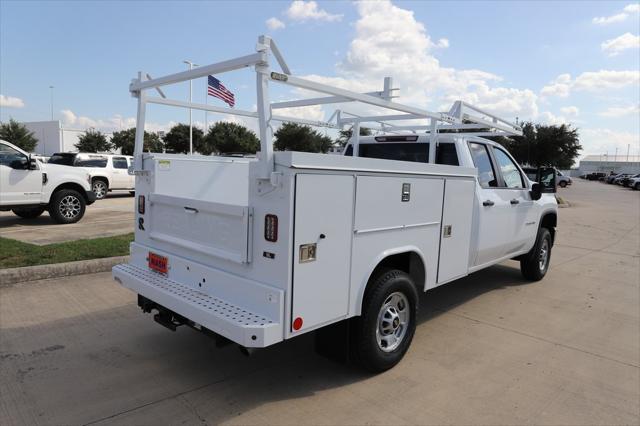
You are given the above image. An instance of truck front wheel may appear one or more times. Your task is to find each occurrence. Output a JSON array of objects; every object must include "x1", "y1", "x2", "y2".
[
  {"x1": 48, "y1": 189, "x2": 86, "y2": 224},
  {"x1": 350, "y1": 269, "x2": 418, "y2": 373},
  {"x1": 520, "y1": 227, "x2": 552, "y2": 281},
  {"x1": 92, "y1": 179, "x2": 108, "y2": 200}
]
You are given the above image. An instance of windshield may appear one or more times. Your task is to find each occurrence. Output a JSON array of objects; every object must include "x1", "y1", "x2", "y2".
[{"x1": 48, "y1": 153, "x2": 76, "y2": 166}]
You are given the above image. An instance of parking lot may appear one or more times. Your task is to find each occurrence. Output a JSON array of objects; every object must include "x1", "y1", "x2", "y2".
[
  {"x1": 0, "y1": 193, "x2": 134, "y2": 245},
  {"x1": 0, "y1": 180, "x2": 638, "y2": 425}
]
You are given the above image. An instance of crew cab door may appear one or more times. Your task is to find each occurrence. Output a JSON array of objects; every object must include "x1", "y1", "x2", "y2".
[
  {"x1": 468, "y1": 142, "x2": 511, "y2": 266},
  {"x1": 0, "y1": 142, "x2": 42, "y2": 205},
  {"x1": 491, "y1": 146, "x2": 537, "y2": 254}
]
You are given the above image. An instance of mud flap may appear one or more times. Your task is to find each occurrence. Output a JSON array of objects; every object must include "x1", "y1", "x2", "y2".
[{"x1": 314, "y1": 319, "x2": 351, "y2": 364}]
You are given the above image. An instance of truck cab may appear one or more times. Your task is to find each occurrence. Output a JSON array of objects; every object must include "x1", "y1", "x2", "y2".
[{"x1": 343, "y1": 134, "x2": 558, "y2": 270}]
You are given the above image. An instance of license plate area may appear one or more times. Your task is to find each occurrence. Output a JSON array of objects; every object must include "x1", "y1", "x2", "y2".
[{"x1": 148, "y1": 252, "x2": 168, "y2": 274}]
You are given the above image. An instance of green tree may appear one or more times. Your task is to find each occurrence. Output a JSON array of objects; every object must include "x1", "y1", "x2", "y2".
[
  {"x1": 0, "y1": 118, "x2": 38, "y2": 151},
  {"x1": 499, "y1": 122, "x2": 582, "y2": 169},
  {"x1": 201, "y1": 122, "x2": 259, "y2": 155},
  {"x1": 274, "y1": 122, "x2": 332, "y2": 153},
  {"x1": 111, "y1": 128, "x2": 164, "y2": 155},
  {"x1": 74, "y1": 129, "x2": 112, "y2": 152},
  {"x1": 336, "y1": 126, "x2": 372, "y2": 147},
  {"x1": 163, "y1": 124, "x2": 203, "y2": 154}
]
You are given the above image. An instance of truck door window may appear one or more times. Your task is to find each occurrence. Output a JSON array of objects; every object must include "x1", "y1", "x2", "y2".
[
  {"x1": 0, "y1": 143, "x2": 26, "y2": 166},
  {"x1": 468, "y1": 143, "x2": 498, "y2": 187},
  {"x1": 112, "y1": 157, "x2": 128, "y2": 169},
  {"x1": 493, "y1": 148, "x2": 524, "y2": 189},
  {"x1": 359, "y1": 143, "x2": 428, "y2": 163},
  {"x1": 75, "y1": 156, "x2": 107, "y2": 167}
]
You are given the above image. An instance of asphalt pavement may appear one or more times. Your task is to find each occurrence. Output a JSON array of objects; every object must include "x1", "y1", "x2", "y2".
[{"x1": 1, "y1": 180, "x2": 638, "y2": 425}]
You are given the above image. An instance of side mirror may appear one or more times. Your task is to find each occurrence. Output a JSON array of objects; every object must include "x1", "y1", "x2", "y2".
[
  {"x1": 537, "y1": 167, "x2": 556, "y2": 193},
  {"x1": 530, "y1": 182, "x2": 542, "y2": 200},
  {"x1": 9, "y1": 157, "x2": 29, "y2": 170},
  {"x1": 29, "y1": 156, "x2": 38, "y2": 170}
]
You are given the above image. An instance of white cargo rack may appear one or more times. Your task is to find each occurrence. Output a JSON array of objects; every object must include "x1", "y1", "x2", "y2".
[{"x1": 129, "y1": 35, "x2": 522, "y2": 180}]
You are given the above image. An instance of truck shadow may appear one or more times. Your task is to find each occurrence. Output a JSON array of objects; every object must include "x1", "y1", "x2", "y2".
[{"x1": 1, "y1": 262, "x2": 534, "y2": 425}]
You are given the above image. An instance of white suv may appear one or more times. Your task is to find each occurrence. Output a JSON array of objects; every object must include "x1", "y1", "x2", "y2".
[
  {"x1": 48, "y1": 153, "x2": 135, "y2": 199},
  {"x1": 0, "y1": 140, "x2": 96, "y2": 223}
]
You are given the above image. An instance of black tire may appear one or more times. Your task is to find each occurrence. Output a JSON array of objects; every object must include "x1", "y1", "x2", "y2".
[
  {"x1": 558, "y1": 181, "x2": 567, "y2": 188},
  {"x1": 520, "y1": 227, "x2": 552, "y2": 281},
  {"x1": 350, "y1": 269, "x2": 418, "y2": 373},
  {"x1": 48, "y1": 189, "x2": 86, "y2": 224},
  {"x1": 634, "y1": 183, "x2": 640, "y2": 191},
  {"x1": 12, "y1": 207, "x2": 46, "y2": 219},
  {"x1": 92, "y1": 179, "x2": 108, "y2": 200}
]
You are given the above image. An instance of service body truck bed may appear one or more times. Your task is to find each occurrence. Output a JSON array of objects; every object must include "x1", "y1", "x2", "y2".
[{"x1": 114, "y1": 36, "x2": 557, "y2": 371}]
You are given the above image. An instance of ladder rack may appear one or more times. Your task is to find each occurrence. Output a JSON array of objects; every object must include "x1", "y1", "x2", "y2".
[{"x1": 129, "y1": 35, "x2": 523, "y2": 180}]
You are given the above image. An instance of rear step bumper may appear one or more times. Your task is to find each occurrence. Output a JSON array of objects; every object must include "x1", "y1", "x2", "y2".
[{"x1": 112, "y1": 263, "x2": 282, "y2": 348}]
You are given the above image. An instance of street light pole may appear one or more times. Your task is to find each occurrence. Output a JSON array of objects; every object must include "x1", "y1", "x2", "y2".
[
  {"x1": 183, "y1": 60, "x2": 198, "y2": 154},
  {"x1": 49, "y1": 86, "x2": 54, "y2": 121}
]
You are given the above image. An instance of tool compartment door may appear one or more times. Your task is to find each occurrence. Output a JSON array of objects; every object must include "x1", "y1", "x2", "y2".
[
  {"x1": 292, "y1": 174, "x2": 354, "y2": 333},
  {"x1": 437, "y1": 178, "x2": 475, "y2": 283}
]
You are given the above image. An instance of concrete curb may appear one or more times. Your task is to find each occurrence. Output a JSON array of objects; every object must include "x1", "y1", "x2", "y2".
[{"x1": 0, "y1": 255, "x2": 129, "y2": 287}]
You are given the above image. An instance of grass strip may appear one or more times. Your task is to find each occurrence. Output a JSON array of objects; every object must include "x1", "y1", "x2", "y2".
[{"x1": 0, "y1": 233, "x2": 133, "y2": 269}]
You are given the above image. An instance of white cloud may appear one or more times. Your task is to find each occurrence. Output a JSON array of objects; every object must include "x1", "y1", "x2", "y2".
[
  {"x1": 593, "y1": 3, "x2": 640, "y2": 25},
  {"x1": 580, "y1": 128, "x2": 640, "y2": 156},
  {"x1": 560, "y1": 106, "x2": 580, "y2": 117},
  {"x1": 435, "y1": 38, "x2": 449, "y2": 49},
  {"x1": 601, "y1": 32, "x2": 640, "y2": 56},
  {"x1": 286, "y1": 1, "x2": 342, "y2": 22},
  {"x1": 624, "y1": 4, "x2": 640, "y2": 13},
  {"x1": 541, "y1": 74, "x2": 572, "y2": 98},
  {"x1": 541, "y1": 70, "x2": 640, "y2": 97},
  {"x1": 574, "y1": 70, "x2": 640, "y2": 91},
  {"x1": 0, "y1": 95, "x2": 25, "y2": 108},
  {"x1": 593, "y1": 13, "x2": 628, "y2": 25},
  {"x1": 599, "y1": 104, "x2": 640, "y2": 117},
  {"x1": 276, "y1": 105, "x2": 325, "y2": 122},
  {"x1": 60, "y1": 109, "x2": 178, "y2": 134},
  {"x1": 304, "y1": 0, "x2": 538, "y2": 120},
  {"x1": 266, "y1": 17, "x2": 285, "y2": 31},
  {"x1": 539, "y1": 111, "x2": 569, "y2": 125}
]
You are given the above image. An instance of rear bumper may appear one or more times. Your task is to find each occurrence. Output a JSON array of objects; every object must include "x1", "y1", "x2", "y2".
[{"x1": 112, "y1": 263, "x2": 283, "y2": 348}]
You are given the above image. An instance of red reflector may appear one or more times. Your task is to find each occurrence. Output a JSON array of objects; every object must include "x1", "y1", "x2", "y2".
[
  {"x1": 264, "y1": 214, "x2": 278, "y2": 242},
  {"x1": 293, "y1": 317, "x2": 303, "y2": 331},
  {"x1": 138, "y1": 195, "x2": 145, "y2": 214}
]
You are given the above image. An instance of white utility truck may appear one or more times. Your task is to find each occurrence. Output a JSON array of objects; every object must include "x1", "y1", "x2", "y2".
[
  {"x1": 0, "y1": 139, "x2": 97, "y2": 223},
  {"x1": 113, "y1": 36, "x2": 557, "y2": 372}
]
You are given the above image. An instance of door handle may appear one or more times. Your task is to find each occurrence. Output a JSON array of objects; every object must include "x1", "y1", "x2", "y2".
[
  {"x1": 482, "y1": 200, "x2": 495, "y2": 206},
  {"x1": 510, "y1": 199, "x2": 520, "y2": 205},
  {"x1": 183, "y1": 206, "x2": 199, "y2": 214}
]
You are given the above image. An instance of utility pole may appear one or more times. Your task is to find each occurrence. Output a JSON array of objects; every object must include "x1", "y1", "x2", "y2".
[
  {"x1": 49, "y1": 86, "x2": 54, "y2": 120},
  {"x1": 183, "y1": 60, "x2": 198, "y2": 154},
  {"x1": 627, "y1": 144, "x2": 630, "y2": 162}
]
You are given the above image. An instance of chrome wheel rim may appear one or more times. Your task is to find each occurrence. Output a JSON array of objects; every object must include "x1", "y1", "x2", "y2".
[
  {"x1": 376, "y1": 292, "x2": 410, "y2": 352},
  {"x1": 59, "y1": 195, "x2": 81, "y2": 219},
  {"x1": 539, "y1": 239, "x2": 549, "y2": 271},
  {"x1": 93, "y1": 181, "x2": 106, "y2": 199}
]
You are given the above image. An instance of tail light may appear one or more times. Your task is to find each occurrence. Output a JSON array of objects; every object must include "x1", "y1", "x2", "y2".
[
  {"x1": 264, "y1": 214, "x2": 278, "y2": 242},
  {"x1": 138, "y1": 195, "x2": 145, "y2": 214}
]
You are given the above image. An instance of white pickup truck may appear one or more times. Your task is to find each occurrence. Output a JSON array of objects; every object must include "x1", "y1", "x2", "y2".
[
  {"x1": 113, "y1": 37, "x2": 558, "y2": 372},
  {"x1": 0, "y1": 140, "x2": 97, "y2": 223},
  {"x1": 48, "y1": 153, "x2": 135, "y2": 199}
]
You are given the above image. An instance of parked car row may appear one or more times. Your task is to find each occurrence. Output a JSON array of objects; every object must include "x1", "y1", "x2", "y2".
[
  {"x1": 580, "y1": 172, "x2": 640, "y2": 190},
  {"x1": 1, "y1": 139, "x2": 136, "y2": 224}
]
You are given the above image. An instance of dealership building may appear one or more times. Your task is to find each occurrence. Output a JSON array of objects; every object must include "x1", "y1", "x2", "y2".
[
  {"x1": 577, "y1": 154, "x2": 640, "y2": 176},
  {"x1": 20, "y1": 120, "x2": 113, "y2": 156}
]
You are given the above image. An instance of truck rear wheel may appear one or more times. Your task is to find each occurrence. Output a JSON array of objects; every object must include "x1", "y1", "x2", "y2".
[
  {"x1": 92, "y1": 179, "x2": 108, "y2": 200},
  {"x1": 558, "y1": 181, "x2": 567, "y2": 188},
  {"x1": 520, "y1": 227, "x2": 552, "y2": 281},
  {"x1": 12, "y1": 207, "x2": 46, "y2": 219},
  {"x1": 48, "y1": 189, "x2": 86, "y2": 224},
  {"x1": 350, "y1": 269, "x2": 418, "y2": 373}
]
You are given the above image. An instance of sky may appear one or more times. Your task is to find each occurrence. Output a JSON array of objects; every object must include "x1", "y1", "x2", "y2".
[{"x1": 1, "y1": 0, "x2": 639, "y2": 159}]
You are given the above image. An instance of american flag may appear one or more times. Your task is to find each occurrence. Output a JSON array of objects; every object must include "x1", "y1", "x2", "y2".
[{"x1": 207, "y1": 75, "x2": 235, "y2": 108}]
